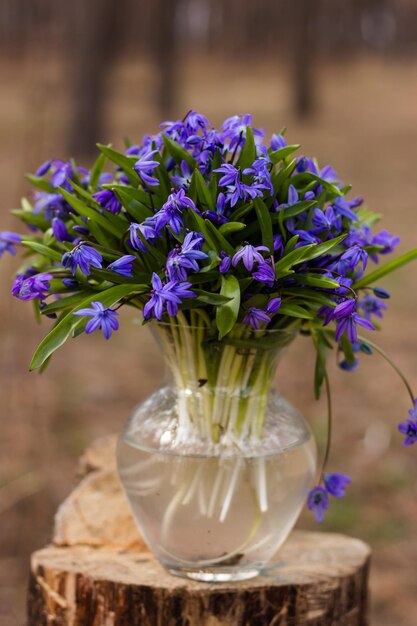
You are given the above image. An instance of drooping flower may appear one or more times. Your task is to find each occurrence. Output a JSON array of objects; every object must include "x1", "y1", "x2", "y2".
[
  {"x1": 266, "y1": 297, "x2": 282, "y2": 314},
  {"x1": 242, "y1": 307, "x2": 271, "y2": 330},
  {"x1": 307, "y1": 486, "x2": 329, "y2": 523},
  {"x1": 270, "y1": 133, "x2": 287, "y2": 151},
  {"x1": 324, "y1": 473, "x2": 352, "y2": 498},
  {"x1": 171, "y1": 160, "x2": 193, "y2": 189},
  {"x1": 398, "y1": 400, "x2": 417, "y2": 446},
  {"x1": 35, "y1": 160, "x2": 52, "y2": 177},
  {"x1": 373, "y1": 287, "x2": 390, "y2": 299},
  {"x1": 232, "y1": 243, "x2": 269, "y2": 272},
  {"x1": 332, "y1": 299, "x2": 375, "y2": 343},
  {"x1": 0, "y1": 231, "x2": 21, "y2": 258},
  {"x1": 62, "y1": 244, "x2": 103, "y2": 276},
  {"x1": 357, "y1": 294, "x2": 387, "y2": 321},
  {"x1": 73, "y1": 301, "x2": 119, "y2": 340},
  {"x1": 52, "y1": 217, "x2": 70, "y2": 242},
  {"x1": 133, "y1": 150, "x2": 160, "y2": 187},
  {"x1": 50, "y1": 161, "x2": 73, "y2": 190},
  {"x1": 252, "y1": 262, "x2": 275, "y2": 287},
  {"x1": 12, "y1": 272, "x2": 53, "y2": 301},
  {"x1": 221, "y1": 113, "x2": 264, "y2": 150},
  {"x1": 143, "y1": 273, "x2": 195, "y2": 320},
  {"x1": 107, "y1": 255, "x2": 136, "y2": 278},
  {"x1": 338, "y1": 245, "x2": 368, "y2": 276},
  {"x1": 92, "y1": 189, "x2": 122, "y2": 215},
  {"x1": 219, "y1": 251, "x2": 231, "y2": 274}
]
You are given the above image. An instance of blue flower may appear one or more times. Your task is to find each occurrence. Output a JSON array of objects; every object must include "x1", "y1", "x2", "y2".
[
  {"x1": 266, "y1": 297, "x2": 282, "y2": 314},
  {"x1": 154, "y1": 189, "x2": 197, "y2": 234},
  {"x1": 372, "y1": 229, "x2": 400, "y2": 256},
  {"x1": 183, "y1": 110, "x2": 210, "y2": 133},
  {"x1": 338, "y1": 245, "x2": 368, "y2": 276},
  {"x1": 73, "y1": 301, "x2": 119, "y2": 340},
  {"x1": 12, "y1": 272, "x2": 52, "y2": 301},
  {"x1": 107, "y1": 255, "x2": 136, "y2": 278},
  {"x1": 373, "y1": 287, "x2": 390, "y2": 299},
  {"x1": 93, "y1": 189, "x2": 122, "y2": 215},
  {"x1": 143, "y1": 273, "x2": 195, "y2": 320},
  {"x1": 332, "y1": 299, "x2": 375, "y2": 343},
  {"x1": 270, "y1": 133, "x2": 287, "y2": 150},
  {"x1": 0, "y1": 231, "x2": 21, "y2": 258},
  {"x1": 62, "y1": 244, "x2": 103, "y2": 276},
  {"x1": 331, "y1": 197, "x2": 359, "y2": 222},
  {"x1": 307, "y1": 486, "x2": 329, "y2": 523},
  {"x1": 35, "y1": 160, "x2": 52, "y2": 177},
  {"x1": 133, "y1": 150, "x2": 160, "y2": 187},
  {"x1": 129, "y1": 220, "x2": 158, "y2": 252},
  {"x1": 243, "y1": 158, "x2": 273, "y2": 196},
  {"x1": 52, "y1": 217, "x2": 70, "y2": 242},
  {"x1": 243, "y1": 307, "x2": 271, "y2": 330},
  {"x1": 312, "y1": 207, "x2": 342, "y2": 233},
  {"x1": 50, "y1": 161, "x2": 73, "y2": 190},
  {"x1": 171, "y1": 160, "x2": 193, "y2": 189},
  {"x1": 339, "y1": 358, "x2": 359, "y2": 372},
  {"x1": 221, "y1": 113, "x2": 264, "y2": 150},
  {"x1": 398, "y1": 400, "x2": 417, "y2": 446},
  {"x1": 219, "y1": 251, "x2": 231, "y2": 274},
  {"x1": 232, "y1": 243, "x2": 269, "y2": 272},
  {"x1": 357, "y1": 294, "x2": 387, "y2": 321},
  {"x1": 324, "y1": 473, "x2": 352, "y2": 497},
  {"x1": 252, "y1": 262, "x2": 275, "y2": 287}
]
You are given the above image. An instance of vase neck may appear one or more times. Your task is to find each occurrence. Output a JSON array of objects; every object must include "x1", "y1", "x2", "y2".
[{"x1": 150, "y1": 319, "x2": 295, "y2": 442}]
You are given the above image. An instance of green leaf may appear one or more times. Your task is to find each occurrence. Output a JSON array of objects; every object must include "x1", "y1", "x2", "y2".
[
  {"x1": 113, "y1": 186, "x2": 153, "y2": 222},
  {"x1": 21, "y1": 240, "x2": 63, "y2": 262},
  {"x1": 275, "y1": 244, "x2": 316, "y2": 275},
  {"x1": 25, "y1": 174, "x2": 53, "y2": 193},
  {"x1": 11, "y1": 209, "x2": 49, "y2": 231},
  {"x1": 253, "y1": 197, "x2": 274, "y2": 252},
  {"x1": 269, "y1": 144, "x2": 300, "y2": 164},
  {"x1": 58, "y1": 187, "x2": 125, "y2": 238},
  {"x1": 353, "y1": 248, "x2": 417, "y2": 289},
  {"x1": 311, "y1": 330, "x2": 328, "y2": 400},
  {"x1": 193, "y1": 289, "x2": 232, "y2": 305},
  {"x1": 205, "y1": 219, "x2": 235, "y2": 255},
  {"x1": 194, "y1": 169, "x2": 214, "y2": 211},
  {"x1": 237, "y1": 126, "x2": 256, "y2": 170},
  {"x1": 278, "y1": 303, "x2": 314, "y2": 320},
  {"x1": 340, "y1": 334, "x2": 356, "y2": 366},
  {"x1": 292, "y1": 274, "x2": 340, "y2": 289},
  {"x1": 162, "y1": 134, "x2": 197, "y2": 169},
  {"x1": 271, "y1": 200, "x2": 317, "y2": 221},
  {"x1": 41, "y1": 292, "x2": 96, "y2": 315},
  {"x1": 218, "y1": 222, "x2": 246, "y2": 236},
  {"x1": 96, "y1": 144, "x2": 139, "y2": 186},
  {"x1": 30, "y1": 284, "x2": 147, "y2": 370},
  {"x1": 216, "y1": 275, "x2": 240, "y2": 339},
  {"x1": 89, "y1": 150, "x2": 109, "y2": 190},
  {"x1": 300, "y1": 234, "x2": 347, "y2": 263}
]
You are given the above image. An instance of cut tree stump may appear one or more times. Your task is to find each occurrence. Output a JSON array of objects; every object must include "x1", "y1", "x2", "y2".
[{"x1": 28, "y1": 436, "x2": 371, "y2": 626}]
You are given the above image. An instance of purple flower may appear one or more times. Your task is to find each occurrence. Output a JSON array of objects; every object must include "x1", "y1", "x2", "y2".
[
  {"x1": 372, "y1": 229, "x2": 400, "y2": 256},
  {"x1": 270, "y1": 133, "x2": 287, "y2": 151},
  {"x1": 154, "y1": 189, "x2": 197, "y2": 235},
  {"x1": 50, "y1": 161, "x2": 73, "y2": 190},
  {"x1": 0, "y1": 231, "x2": 21, "y2": 258},
  {"x1": 184, "y1": 110, "x2": 210, "y2": 133},
  {"x1": 134, "y1": 150, "x2": 160, "y2": 187},
  {"x1": 62, "y1": 278, "x2": 79, "y2": 289},
  {"x1": 324, "y1": 473, "x2": 352, "y2": 498},
  {"x1": 171, "y1": 160, "x2": 192, "y2": 189},
  {"x1": 52, "y1": 217, "x2": 70, "y2": 242},
  {"x1": 107, "y1": 255, "x2": 136, "y2": 278},
  {"x1": 296, "y1": 157, "x2": 319, "y2": 175},
  {"x1": 320, "y1": 165, "x2": 339, "y2": 184},
  {"x1": 221, "y1": 114, "x2": 264, "y2": 150},
  {"x1": 338, "y1": 245, "x2": 368, "y2": 276},
  {"x1": 35, "y1": 160, "x2": 52, "y2": 177},
  {"x1": 243, "y1": 307, "x2": 271, "y2": 330},
  {"x1": 62, "y1": 244, "x2": 103, "y2": 276},
  {"x1": 339, "y1": 357, "x2": 359, "y2": 372},
  {"x1": 331, "y1": 197, "x2": 359, "y2": 222},
  {"x1": 398, "y1": 417, "x2": 417, "y2": 446},
  {"x1": 143, "y1": 273, "x2": 195, "y2": 320},
  {"x1": 219, "y1": 252, "x2": 231, "y2": 274},
  {"x1": 335, "y1": 311, "x2": 375, "y2": 343},
  {"x1": 129, "y1": 220, "x2": 158, "y2": 252},
  {"x1": 266, "y1": 297, "x2": 282, "y2": 314},
  {"x1": 73, "y1": 301, "x2": 119, "y2": 340},
  {"x1": 307, "y1": 486, "x2": 329, "y2": 523},
  {"x1": 312, "y1": 207, "x2": 342, "y2": 233},
  {"x1": 166, "y1": 233, "x2": 207, "y2": 281},
  {"x1": 93, "y1": 189, "x2": 122, "y2": 215},
  {"x1": 357, "y1": 294, "x2": 387, "y2": 321},
  {"x1": 243, "y1": 158, "x2": 273, "y2": 195},
  {"x1": 232, "y1": 243, "x2": 269, "y2": 272},
  {"x1": 373, "y1": 287, "x2": 390, "y2": 299},
  {"x1": 252, "y1": 262, "x2": 275, "y2": 287},
  {"x1": 12, "y1": 272, "x2": 52, "y2": 301}
]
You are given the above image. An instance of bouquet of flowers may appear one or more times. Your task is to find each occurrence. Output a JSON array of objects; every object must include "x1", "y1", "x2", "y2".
[{"x1": 2, "y1": 111, "x2": 417, "y2": 522}]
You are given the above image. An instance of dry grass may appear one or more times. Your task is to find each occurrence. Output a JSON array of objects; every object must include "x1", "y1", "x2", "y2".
[{"x1": 0, "y1": 51, "x2": 416, "y2": 625}]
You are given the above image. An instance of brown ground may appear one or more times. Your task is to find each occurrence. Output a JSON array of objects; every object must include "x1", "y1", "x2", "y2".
[{"x1": 0, "y1": 51, "x2": 416, "y2": 625}]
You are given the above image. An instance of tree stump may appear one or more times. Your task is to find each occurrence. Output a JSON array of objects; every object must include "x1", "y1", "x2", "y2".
[{"x1": 28, "y1": 436, "x2": 371, "y2": 626}]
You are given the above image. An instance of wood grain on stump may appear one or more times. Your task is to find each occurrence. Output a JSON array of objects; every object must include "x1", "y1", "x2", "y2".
[{"x1": 28, "y1": 436, "x2": 371, "y2": 626}]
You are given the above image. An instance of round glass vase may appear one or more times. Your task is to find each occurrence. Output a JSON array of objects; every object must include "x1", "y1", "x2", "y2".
[{"x1": 117, "y1": 318, "x2": 317, "y2": 582}]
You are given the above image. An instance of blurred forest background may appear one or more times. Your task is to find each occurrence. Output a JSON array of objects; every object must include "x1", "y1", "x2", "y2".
[{"x1": 1, "y1": 1, "x2": 417, "y2": 624}]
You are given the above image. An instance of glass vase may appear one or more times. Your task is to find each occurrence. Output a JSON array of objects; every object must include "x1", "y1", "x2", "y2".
[{"x1": 117, "y1": 316, "x2": 317, "y2": 582}]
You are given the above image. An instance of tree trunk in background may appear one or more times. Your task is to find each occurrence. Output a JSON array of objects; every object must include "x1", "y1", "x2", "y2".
[
  {"x1": 291, "y1": 0, "x2": 317, "y2": 118},
  {"x1": 152, "y1": 0, "x2": 179, "y2": 117},
  {"x1": 66, "y1": 0, "x2": 127, "y2": 158}
]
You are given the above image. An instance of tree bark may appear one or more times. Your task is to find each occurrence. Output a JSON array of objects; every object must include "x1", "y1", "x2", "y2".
[{"x1": 28, "y1": 436, "x2": 371, "y2": 626}]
